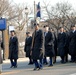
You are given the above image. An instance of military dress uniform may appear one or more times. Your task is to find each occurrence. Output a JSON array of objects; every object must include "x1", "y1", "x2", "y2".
[
  {"x1": 44, "y1": 31, "x2": 55, "y2": 66},
  {"x1": 57, "y1": 32, "x2": 67, "y2": 63},
  {"x1": 24, "y1": 32, "x2": 33, "y2": 65},
  {"x1": 31, "y1": 29, "x2": 44, "y2": 70},
  {"x1": 69, "y1": 29, "x2": 76, "y2": 62},
  {"x1": 9, "y1": 35, "x2": 18, "y2": 68}
]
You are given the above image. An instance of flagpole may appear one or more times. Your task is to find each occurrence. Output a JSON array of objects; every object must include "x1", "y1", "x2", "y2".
[{"x1": 34, "y1": 1, "x2": 36, "y2": 21}]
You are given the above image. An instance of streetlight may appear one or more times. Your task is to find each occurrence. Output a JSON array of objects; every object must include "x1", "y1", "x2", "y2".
[{"x1": 25, "y1": 7, "x2": 29, "y2": 32}]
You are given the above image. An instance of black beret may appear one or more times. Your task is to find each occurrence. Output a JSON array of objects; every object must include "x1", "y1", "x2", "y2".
[
  {"x1": 59, "y1": 27, "x2": 64, "y2": 29},
  {"x1": 10, "y1": 30, "x2": 15, "y2": 33},
  {"x1": 44, "y1": 25, "x2": 49, "y2": 28},
  {"x1": 34, "y1": 23, "x2": 39, "y2": 26},
  {"x1": 71, "y1": 25, "x2": 75, "y2": 27},
  {"x1": 26, "y1": 32, "x2": 30, "y2": 34}
]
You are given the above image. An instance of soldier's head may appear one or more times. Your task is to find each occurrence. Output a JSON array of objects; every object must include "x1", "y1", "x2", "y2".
[
  {"x1": 59, "y1": 27, "x2": 64, "y2": 32},
  {"x1": 26, "y1": 32, "x2": 30, "y2": 37},
  {"x1": 10, "y1": 30, "x2": 16, "y2": 36},
  {"x1": 63, "y1": 28, "x2": 67, "y2": 32},
  {"x1": 71, "y1": 25, "x2": 76, "y2": 31},
  {"x1": 44, "y1": 25, "x2": 49, "y2": 32},
  {"x1": 50, "y1": 28, "x2": 54, "y2": 32},
  {"x1": 34, "y1": 23, "x2": 39, "y2": 30}
]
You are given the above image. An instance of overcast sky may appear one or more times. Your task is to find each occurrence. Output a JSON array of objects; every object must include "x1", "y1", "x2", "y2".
[{"x1": 12, "y1": 0, "x2": 76, "y2": 9}]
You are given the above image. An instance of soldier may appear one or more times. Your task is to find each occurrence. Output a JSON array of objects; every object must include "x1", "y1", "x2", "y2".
[
  {"x1": 24, "y1": 32, "x2": 33, "y2": 65},
  {"x1": 50, "y1": 28, "x2": 57, "y2": 64},
  {"x1": 64, "y1": 29, "x2": 69, "y2": 62},
  {"x1": 69, "y1": 25, "x2": 76, "y2": 63},
  {"x1": 44, "y1": 25, "x2": 55, "y2": 66},
  {"x1": 31, "y1": 23, "x2": 44, "y2": 70},
  {"x1": 57, "y1": 27, "x2": 67, "y2": 64},
  {"x1": 43, "y1": 26, "x2": 48, "y2": 65},
  {"x1": 9, "y1": 30, "x2": 18, "y2": 68}
]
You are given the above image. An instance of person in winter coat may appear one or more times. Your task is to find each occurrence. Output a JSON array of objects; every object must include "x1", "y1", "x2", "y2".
[
  {"x1": 50, "y1": 28, "x2": 57, "y2": 64},
  {"x1": 43, "y1": 25, "x2": 55, "y2": 66},
  {"x1": 9, "y1": 30, "x2": 18, "y2": 68},
  {"x1": 57, "y1": 27, "x2": 67, "y2": 64},
  {"x1": 24, "y1": 32, "x2": 33, "y2": 65},
  {"x1": 31, "y1": 23, "x2": 44, "y2": 70},
  {"x1": 64, "y1": 29, "x2": 69, "y2": 62},
  {"x1": 69, "y1": 25, "x2": 76, "y2": 63}
]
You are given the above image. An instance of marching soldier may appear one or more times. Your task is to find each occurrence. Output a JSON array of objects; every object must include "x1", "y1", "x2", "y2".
[
  {"x1": 50, "y1": 28, "x2": 57, "y2": 63},
  {"x1": 44, "y1": 25, "x2": 55, "y2": 66},
  {"x1": 31, "y1": 23, "x2": 44, "y2": 70},
  {"x1": 57, "y1": 27, "x2": 67, "y2": 64},
  {"x1": 24, "y1": 32, "x2": 33, "y2": 65},
  {"x1": 9, "y1": 30, "x2": 18, "y2": 68},
  {"x1": 64, "y1": 29, "x2": 69, "y2": 62},
  {"x1": 69, "y1": 25, "x2": 76, "y2": 63}
]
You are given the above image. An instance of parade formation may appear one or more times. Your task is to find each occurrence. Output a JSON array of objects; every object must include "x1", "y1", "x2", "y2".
[
  {"x1": 0, "y1": 0, "x2": 76, "y2": 74},
  {"x1": 7, "y1": 23, "x2": 76, "y2": 71}
]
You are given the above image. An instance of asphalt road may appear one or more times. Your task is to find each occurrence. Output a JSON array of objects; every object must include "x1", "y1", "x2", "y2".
[{"x1": 2, "y1": 56, "x2": 76, "y2": 75}]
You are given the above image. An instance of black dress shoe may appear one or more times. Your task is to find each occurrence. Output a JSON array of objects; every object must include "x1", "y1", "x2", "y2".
[
  {"x1": 38, "y1": 67, "x2": 43, "y2": 70},
  {"x1": 61, "y1": 61, "x2": 66, "y2": 64},
  {"x1": 28, "y1": 62, "x2": 33, "y2": 65},
  {"x1": 45, "y1": 62, "x2": 48, "y2": 65},
  {"x1": 53, "y1": 61, "x2": 56, "y2": 64},
  {"x1": 10, "y1": 66, "x2": 13, "y2": 68},
  {"x1": 33, "y1": 67, "x2": 37, "y2": 71},
  {"x1": 43, "y1": 62, "x2": 48, "y2": 65},
  {"x1": 14, "y1": 65, "x2": 17, "y2": 68},
  {"x1": 48, "y1": 64, "x2": 53, "y2": 67},
  {"x1": 70, "y1": 60, "x2": 75, "y2": 63}
]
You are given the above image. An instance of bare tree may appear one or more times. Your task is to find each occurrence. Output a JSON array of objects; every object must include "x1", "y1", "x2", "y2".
[
  {"x1": 0, "y1": 0, "x2": 33, "y2": 31},
  {"x1": 0, "y1": 0, "x2": 20, "y2": 20},
  {"x1": 42, "y1": 1, "x2": 76, "y2": 30},
  {"x1": 12, "y1": 4, "x2": 33, "y2": 31}
]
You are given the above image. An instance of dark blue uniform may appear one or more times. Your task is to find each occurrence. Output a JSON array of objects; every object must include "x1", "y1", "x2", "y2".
[
  {"x1": 9, "y1": 36, "x2": 18, "y2": 68},
  {"x1": 44, "y1": 31, "x2": 55, "y2": 66},
  {"x1": 24, "y1": 36, "x2": 33, "y2": 64},
  {"x1": 57, "y1": 32, "x2": 67, "y2": 63},
  {"x1": 69, "y1": 30, "x2": 76, "y2": 62},
  {"x1": 31, "y1": 29, "x2": 44, "y2": 70}
]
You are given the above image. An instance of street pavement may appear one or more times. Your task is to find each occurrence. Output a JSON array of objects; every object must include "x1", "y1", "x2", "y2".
[{"x1": 2, "y1": 56, "x2": 76, "y2": 75}]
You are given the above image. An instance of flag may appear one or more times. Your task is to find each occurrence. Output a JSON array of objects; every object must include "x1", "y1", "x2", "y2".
[{"x1": 36, "y1": 2, "x2": 41, "y2": 18}]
